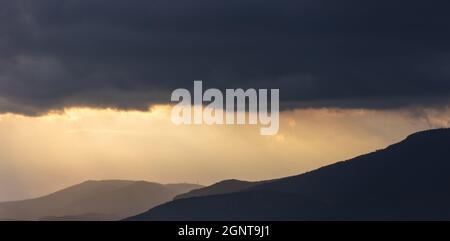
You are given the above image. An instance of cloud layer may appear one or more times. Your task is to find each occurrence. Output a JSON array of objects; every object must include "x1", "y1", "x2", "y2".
[{"x1": 1, "y1": 0, "x2": 449, "y2": 115}]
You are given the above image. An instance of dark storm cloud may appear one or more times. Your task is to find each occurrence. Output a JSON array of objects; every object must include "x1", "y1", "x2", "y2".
[{"x1": 0, "y1": 0, "x2": 449, "y2": 115}]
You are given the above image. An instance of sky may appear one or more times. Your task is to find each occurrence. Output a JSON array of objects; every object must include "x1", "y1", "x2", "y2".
[
  {"x1": 0, "y1": 106, "x2": 448, "y2": 202},
  {"x1": 0, "y1": 0, "x2": 449, "y2": 201}
]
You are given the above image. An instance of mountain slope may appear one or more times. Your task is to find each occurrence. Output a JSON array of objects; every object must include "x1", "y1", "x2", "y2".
[
  {"x1": 128, "y1": 128, "x2": 450, "y2": 220},
  {"x1": 165, "y1": 183, "x2": 204, "y2": 195},
  {"x1": 174, "y1": 179, "x2": 267, "y2": 200},
  {"x1": 0, "y1": 180, "x2": 202, "y2": 221}
]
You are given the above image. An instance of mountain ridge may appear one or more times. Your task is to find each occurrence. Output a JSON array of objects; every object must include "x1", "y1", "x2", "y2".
[{"x1": 127, "y1": 128, "x2": 450, "y2": 220}]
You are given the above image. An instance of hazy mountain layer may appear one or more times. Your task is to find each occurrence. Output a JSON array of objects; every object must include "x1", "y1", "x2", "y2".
[{"x1": 0, "y1": 180, "x2": 202, "y2": 221}]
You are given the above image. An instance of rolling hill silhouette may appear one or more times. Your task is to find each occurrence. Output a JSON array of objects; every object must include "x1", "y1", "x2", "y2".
[
  {"x1": 0, "y1": 180, "x2": 202, "y2": 221},
  {"x1": 127, "y1": 128, "x2": 450, "y2": 220}
]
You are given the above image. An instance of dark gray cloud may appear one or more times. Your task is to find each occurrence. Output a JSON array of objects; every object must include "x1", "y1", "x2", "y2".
[{"x1": 0, "y1": 0, "x2": 449, "y2": 115}]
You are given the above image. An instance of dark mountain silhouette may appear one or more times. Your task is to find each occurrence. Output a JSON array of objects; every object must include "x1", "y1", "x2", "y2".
[
  {"x1": 127, "y1": 128, "x2": 450, "y2": 220},
  {"x1": 174, "y1": 179, "x2": 268, "y2": 200},
  {"x1": 0, "y1": 180, "x2": 202, "y2": 221}
]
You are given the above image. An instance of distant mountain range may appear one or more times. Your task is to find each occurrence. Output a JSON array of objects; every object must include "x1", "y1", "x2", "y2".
[
  {"x1": 0, "y1": 180, "x2": 202, "y2": 221},
  {"x1": 128, "y1": 128, "x2": 450, "y2": 220}
]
